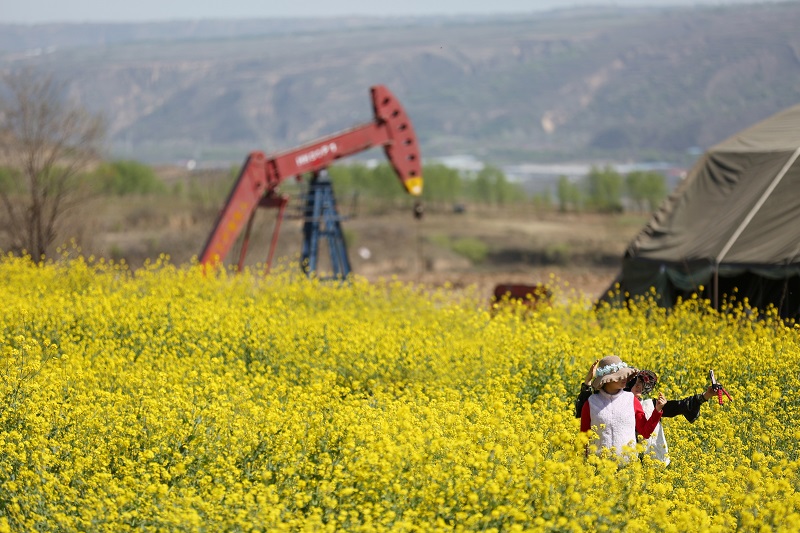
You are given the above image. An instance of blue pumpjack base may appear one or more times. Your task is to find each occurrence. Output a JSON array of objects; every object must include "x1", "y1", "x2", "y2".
[{"x1": 300, "y1": 177, "x2": 352, "y2": 280}]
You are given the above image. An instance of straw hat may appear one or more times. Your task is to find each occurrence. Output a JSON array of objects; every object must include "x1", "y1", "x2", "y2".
[{"x1": 591, "y1": 355, "x2": 636, "y2": 389}]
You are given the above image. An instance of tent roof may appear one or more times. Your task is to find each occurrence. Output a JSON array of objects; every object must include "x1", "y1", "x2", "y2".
[
  {"x1": 713, "y1": 103, "x2": 800, "y2": 153},
  {"x1": 626, "y1": 103, "x2": 800, "y2": 267}
]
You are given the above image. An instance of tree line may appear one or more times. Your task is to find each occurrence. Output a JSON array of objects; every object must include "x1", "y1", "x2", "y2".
[
  {"x1": 327, "y1": 161, "x2": 668, "y2": 215},
  {"x1": 557, "y1": 165, "x2": 668, "y2": 214}
]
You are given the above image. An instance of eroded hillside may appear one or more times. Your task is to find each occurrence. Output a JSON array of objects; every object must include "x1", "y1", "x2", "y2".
[{"x1": 2, "y1": 4, "x2": 798, "y2": 164}]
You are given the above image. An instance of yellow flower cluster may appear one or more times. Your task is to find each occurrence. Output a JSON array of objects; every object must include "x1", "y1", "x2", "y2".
[{"x1": 1, "y1": 253, "x2": 799, "y2": 531}]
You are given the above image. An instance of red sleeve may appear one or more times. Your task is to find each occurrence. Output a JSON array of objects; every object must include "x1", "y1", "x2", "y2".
[
  {"x1": 580, "y1": 399, "x2": 591, "y2": 432},
  {"x1": 634, "y1": 396, "x2": 662, "y2": 438}
]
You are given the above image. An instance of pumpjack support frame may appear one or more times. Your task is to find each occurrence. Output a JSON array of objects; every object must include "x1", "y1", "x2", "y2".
[{"x1": 300, "y1": 172, "x2": 352, "y2": 279}]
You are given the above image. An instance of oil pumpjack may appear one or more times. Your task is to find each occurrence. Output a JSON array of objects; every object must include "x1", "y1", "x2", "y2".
[{"x1": 198, "y1": 85, "x2": 423, "y2": 278}]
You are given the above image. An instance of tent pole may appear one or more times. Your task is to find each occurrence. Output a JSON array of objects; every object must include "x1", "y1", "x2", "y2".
[
  {"x1": 711, "y1": 148, "x2": 799, "y2": 314},
  {"x1": 716, "y1": 146, "x2": 800, "y2": 265}
]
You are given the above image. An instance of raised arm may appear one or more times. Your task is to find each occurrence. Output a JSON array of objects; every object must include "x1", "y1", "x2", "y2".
[
  {"x1": 574, "y1": 359, "x2": 599, "y2": 418},
  {"x1": 661, "y1": 386, "x2": 714, "y2": 422}
]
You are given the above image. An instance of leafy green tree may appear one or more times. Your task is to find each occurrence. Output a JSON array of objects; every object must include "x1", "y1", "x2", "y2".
[
  {"x1": 370, "y1": 162, "x2": 405, "y2": 203},
  {"x1": 0, "y1": 167, "x2": 21, "y2": 195},
  {"x1": 490, "y1": 166, "x2": 514, "y2": 206},
  {"x1": 585, "y1": 165, "x2": 623, "y2": 213},
  {"x1": 625, "y1": 171, "x2": 667, "y2": 212},
  {"x1": 471, "y1": 171, "x2": 493, "y2": 205},
  {"x1": 351, "y1": 164, "x2": 374, "y2": 194},
  {"x1": 328, "y1": 164, "x2": 354, "y2": 197},
  {"x1": 479, "y1": 165, "x2": 503, "y2": 204},
  {"x1": 94, "y1": 160, "x2": 166, "y2": 195},
  {"x1": 530, "y1": 189, "x2": 553, "y2": 211},
  {"x1": 556, "y1": 175, "x2": 581, "y2": 212},
  {"x1": 422, "y1": 164, "x2": 461, "y2": 207},
  {"x1": 625, "y1": 171, "x2": 647, "y2": 211}
]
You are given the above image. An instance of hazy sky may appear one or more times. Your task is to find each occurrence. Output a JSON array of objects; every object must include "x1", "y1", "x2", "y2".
[{"x1": 2, "y1": 0, "x2": 778, "y2": 24}]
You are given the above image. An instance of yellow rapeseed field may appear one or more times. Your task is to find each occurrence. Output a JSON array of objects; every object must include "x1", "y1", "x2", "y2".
[{"x1": 1, "y1": 252, "x2": 798, "y2": 532}]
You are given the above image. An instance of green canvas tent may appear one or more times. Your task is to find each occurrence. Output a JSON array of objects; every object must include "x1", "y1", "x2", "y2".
[{"x1": 604, "y1": 103, "x2": 800, "y2": 319}]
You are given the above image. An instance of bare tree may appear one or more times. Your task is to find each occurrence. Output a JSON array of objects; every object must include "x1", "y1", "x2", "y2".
[{"x1": 0, "y1": 68, "x2": 105, "y2": 259}]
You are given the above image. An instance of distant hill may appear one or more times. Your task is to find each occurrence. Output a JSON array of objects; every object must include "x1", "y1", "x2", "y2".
[{"x1": 1, "y1": 3, "x2": 799, "y2": 167}]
